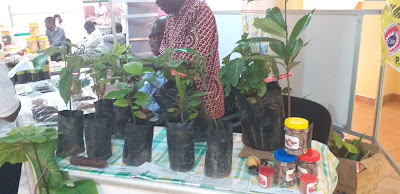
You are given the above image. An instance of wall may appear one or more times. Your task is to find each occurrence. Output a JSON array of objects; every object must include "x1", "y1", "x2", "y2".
[{"x1": 304, "y1": 0, "x2": 360, "y2": 10}]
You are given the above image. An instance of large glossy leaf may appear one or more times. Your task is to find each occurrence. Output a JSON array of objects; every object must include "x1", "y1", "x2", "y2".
[
  {"x1": 134, "y1": 111, "x2": 146, "y2": 119},
  {"x1": 269, "y1": 41, "x2": 286, "y2": 60},
  {"x1": 343, "y1": 142, "x2": 358, "y2": 154},
  {"x1": 59, "y1": 68, "x2": 73, "y2": 106},
  {"x1": 226, "y1": 58, "x2": 244, "y2": 87},
  {"x1": 114, "y1": 43, "x2": 126, "y2": 58},
  {"x1": 265, "y1": 7, "x2": 285, "y2": 29},
  {"x1": 333, "y1": 131, "x2": 344, "y2": 149},
  {"x1": 49, "y1": 180, "x2": 98, "y2": 194},
  {"x1": 135, "y1": 98, "x2": 152, "y2": 107},
  {"x1": 288, "y1": 61, "x2": 301, "y2": 71},
  {"x1": 134, "y1": 92, "x2": 150, "y2": 100},
  {"x1": 104, "y1": 89, "x2": 129, "y2": 99},
  {"x1": 253, "y1": 17, "x2": 285, "y2": 38},
  {"x1": 124, "y1": 62, "x2": 143, "y2": 76},
  {"x1": 33, "y1": 47, "x2": 66, "y2": 71},
  {"x1": 289, "y1": 9, "x2": 315, "y2": 45},
  {"x1": 0, "y1": 143, "x2": 26, "y2": 167},
  {"x1": 166, "y1": 59, "x2": 186, "y2": 68},
  {"x1": 1, "y1": 125, "x2": 57, "y2": 144},
  {"x1": 114, "y1": 99, "x2": 129, "y2": 107},
  {"x1": 289, "y1": 41, "x2": 309, "y2": 62},
  {"x1": 141, "y1": 67, "x2": 155, "y2": 74}
]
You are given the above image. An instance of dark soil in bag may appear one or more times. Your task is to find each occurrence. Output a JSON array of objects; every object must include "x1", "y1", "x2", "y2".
[
  {"x1": 155, "y1": 81, "x2": 207, "y2": 142},
  {"x1": 204, "y1": 119, "x2": 233, "y2": 178},
  {"x1": 57, "y1": 110, "x2": 85, "y2": 157},
  {"x1": 94, "y1": 99, "x2": 114, "y2": 117},
  {"x1": 236, "y1": 81, "x2": 285, "y2": 151},
  {"x1": 112, "y1": 105, "x2": 130, "y2": 139},
  {"x1": 123, "y1": 122, "x2": 154, "y2": 166},
  {"x1": 166, "y1": 121, "x2": 195, "y2": 172},
  {"x1": 83, "y1": 113, "x2": 113, "y2": 159}
]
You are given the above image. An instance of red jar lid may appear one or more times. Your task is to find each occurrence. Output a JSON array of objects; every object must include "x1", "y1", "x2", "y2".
[
  {"x1": 299, "y1": 149, "x2": 320, "y2": 163},
  {"x1": 300, "y1": 174, "x2": 317, "y2": 184},
  {"x1": 258, "y1": 167, "x2": 274, "y2": 176}
]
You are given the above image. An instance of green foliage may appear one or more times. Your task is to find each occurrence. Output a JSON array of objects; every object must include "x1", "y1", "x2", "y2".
[
  {"x1": 253, "y1": 17, "x2": 285, "y2": 38},
  {"x1": 58, "y1": 68, "x2": 73, "y2": 106},
  {"x1": 332, "y1": 131, "x2": 365, "y2": 161},
  {"x1": 0, "y1": 125, "x2": 97, "y2": 194}
]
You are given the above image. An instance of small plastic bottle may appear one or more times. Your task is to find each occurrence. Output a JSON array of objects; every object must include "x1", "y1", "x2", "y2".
[
  {"x1": 273, "y1": 149, "x2": 297, "y2": 188},
  {"x1": 284, "y1": 117, "x2": 309, "y2": 156},
  {"x1": 258, "y1": 167, "x2": 274, "y2": 189},
  {"x1": 300, "y1": 174, "x2": 317, "y2": 194}
]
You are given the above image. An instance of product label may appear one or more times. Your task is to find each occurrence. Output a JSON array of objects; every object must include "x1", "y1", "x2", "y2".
[
  {"x1": 285, "y1": 134, "x2": 300, "y2": 150},
  {"x1": 258, "y1": 174, "x2": 268, "y2": 187},
  {"x1": 307, "y1": 182, "x2": 317, "y2": 194},
  {"x1": 286, "y1": 168, "x2": 295, "y2": 182},
  {"x1": 298, "y1": 166, "x2": 308, "y2": 174}
]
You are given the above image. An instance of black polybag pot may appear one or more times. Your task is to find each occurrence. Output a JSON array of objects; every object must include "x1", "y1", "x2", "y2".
[
  {"x1": 166, "y1": 121, "x2": 195, "y2": 172},
  {"x1": 155, "y1": 81, "x2": 207, "y2": 142},
  {"x1": 123, "y1": 122, "x2": 154, "y2": 166},
  {"x1": 56, "y1": 110, "x2": 85, "y2": 157},
  {"x1": 236, "y1": 82, "x2": 285, "y2": 151},
  {"x1": 94, "y1": 99, "x2": 114, "y2": 117},
  {"x1": 112, "y1": 105, "x2": 130, "y2": 139},
  {"x1": 83, "y1": 113, "x2": 113, "y2": 159},
  {"x1": 204, "y1": 119, "x2": 233, "y2": 178}
]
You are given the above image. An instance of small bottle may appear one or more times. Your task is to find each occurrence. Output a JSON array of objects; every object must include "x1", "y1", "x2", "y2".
[
  {"x1": 273, "y1": 149, "x2": 297, "y2": 188},
  {"x1": 258, "y1": 167, "x2": 274, "y2": 189},
  {"x1": 284, "y1": 117, "x2": 309, "y2": 156},
  {"x1": 298, "y1": 149, "x2": 320, "y2": 178},
  {"x1": 300, "y1": 174, "x2": 317, "y2": 194}
]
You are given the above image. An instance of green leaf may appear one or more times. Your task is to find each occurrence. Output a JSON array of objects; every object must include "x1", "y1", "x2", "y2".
[
  {"x1": 134, "y1": 92, "x2": 150, "y2": 100},
  {"x1": 236, "y1": 37, "x2": 284, "y2": 45},
  {"x1": 226, "y1": 58, "x2": 244, "y2": 87},
  {"x1": 186, "y1": 113, "x2": 199, "y2": 122},
  {"x1": 166, "y1": 59, "x2": 187, "y2": 68},
  {"x1": 188, "y1": 92, "x2": 208, "y2": 98},
  {"x1": 288, "y1": 61, "x2": 301, "y2": 70},
  {"x1": 114, "y1": 99, "x2": 130, "y2": 107},
  {"x1": 289, "y1": 9, "x2": 315, "y2": 45},
  {"x1": 269, "y1": 41, "x2": 286, "y2": 59},
  {"x1": 115, "y1": 82, "x2": 129, "y2": 90},
  {"x1": 257, "y1": 83, "x2": 267, "y2": 97},
  {"x1": 289, "y1": 39, "x2": 309, "y2": 62},
  {"x1": 253, "y1": 17, "x2": 286, "y2": 38},
  {"x1": 141, "y1": 67, "x2": 155, "y2": 74},
  {"x1": 265, "y1": 7, "x2": 285, "y2": 29},
  {"x1": 175, "y1": 47, "x2": 196, "y2": 54},
  {"x1": 49, "y1": 180, "x2": 98, "y2": 194},
  {"x1": 135, "y1": 99, "x2": 152, "y2": 107},
  {"x1": 66, "y1": 54, "x2": 84, "y2": 69},
  {"x1": 222, "y1": 54, "x2": 231, "y2": 65},
  {"x1": 186, "y1": 100, "x2": 201, "y2": 108},
  {"x1": 124, "y1": 62, "x2": 143, "y2": 76},
  {"x1": 282, "y1": 87, "x2": 292, "y2": 95},
  {"x1": 59, "y1": 68, "x2": 73, "y2": 106},
  {"x1": 333, "y1": 131, "x2": 344, "y2": 149},
  {"x1": 132, "y1": 105, "x2": 140, "y2": 110},
  {"x1": 131, "y1": 76, "x2": 156, "y2": 93},
  {"x1": 134, "y1": 111, "x2": 146, "y2": 119},
  {"x1": 104, "y1": 89, "x2": 129, "y2": 99},
  {"x1": 114, "y1": 43, "x2": 126, "y2": 58},
  {"x1": 343, "y1": 142, "x2": 358, "y2": 154},
  {"x1": 270, "y1": 60, "x2": 280, "y2": 79},
  {"x1": 175, "y1": 73, "x2": 186, "y2": 102},
  {"x1": 71, "y1": 77, "x2": 82, "y2": 94},
  {"x1": 358, "y1": 133, "x2": 366, "y2": 144},
  {"x1": 0, "y1": 143, "x2": 26, "y2": 167},
  {"x1": 33, "y1": 53, "x2": 50, "y2": 71},
  {"x1": 167, "y1": 108, "x2": 179, "y2": 113}
]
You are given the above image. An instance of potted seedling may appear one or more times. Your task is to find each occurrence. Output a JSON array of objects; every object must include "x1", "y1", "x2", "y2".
[
  {"x1": 33, "y1": 45, "x2": 86, "y2": 157},
  {"x1": 0, "y1": 125, "x2": 98, "y2": 194}
]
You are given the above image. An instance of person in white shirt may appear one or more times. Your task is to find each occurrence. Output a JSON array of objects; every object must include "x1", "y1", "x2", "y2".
[
  {"x1": 82, "y1": 21, "x2": 103, "y2": 49},
  {"x1": 101, "y1": 23, "x2": 126, "y2": 52},
  {"x1": 0, "y1": 60, "x2": 22, "y2": 194}
]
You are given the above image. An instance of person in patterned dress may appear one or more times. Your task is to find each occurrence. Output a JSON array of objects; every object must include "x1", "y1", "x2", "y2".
[{"x1": 156, "y1": 0, "x2": 225, "y2": 120}]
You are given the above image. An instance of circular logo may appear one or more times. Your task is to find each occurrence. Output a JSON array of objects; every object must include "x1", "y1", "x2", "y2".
[{"x1": 384, "y1": 23, "x2": 400, "y2": 57}]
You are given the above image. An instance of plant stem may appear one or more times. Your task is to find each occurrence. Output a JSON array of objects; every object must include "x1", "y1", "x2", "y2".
[
  {"x1": 34, "y1": 167, "x2": 49, "y2": 194},
  {"x1": 127, "y1": 93, "x2": 136, "y2": 125},
  {"x1": 31, "y1": 142, "x2": 49, "y2": 194},
  {"x1": 284, "y1": 0, "x2": 291, "y2": 117}
]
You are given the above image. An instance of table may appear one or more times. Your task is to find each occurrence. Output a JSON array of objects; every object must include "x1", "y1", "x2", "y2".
[{"x1": 54, "y1": 127, "x2": 338, "y2": 194}]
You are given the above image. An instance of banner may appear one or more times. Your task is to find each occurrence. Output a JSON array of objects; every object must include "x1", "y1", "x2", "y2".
[{"x1": 381, "y1": 0, "x2": 400, "y2": 72}]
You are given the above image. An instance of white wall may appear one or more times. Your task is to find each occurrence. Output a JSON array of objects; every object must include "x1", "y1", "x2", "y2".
[
  {"x1": 208, "y1": 0, "x2": 242, "y2": 11},
  {"x1": 304, "y1": 0, "x2": 360, "y2": 10}
]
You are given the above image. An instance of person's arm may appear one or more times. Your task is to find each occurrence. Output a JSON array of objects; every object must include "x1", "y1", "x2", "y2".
[
  {"x1": 0, "y1": 62, "x2": 21, "y2": 123},
  {"x1": 50, "y1": 28, "x2": 66, "y2": 48},
  {"x1": 2, "y1": 102, "x2": 21, "y2": 122}
]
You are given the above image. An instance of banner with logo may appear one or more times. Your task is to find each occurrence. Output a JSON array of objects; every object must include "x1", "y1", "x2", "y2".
[{"x1": 381, "y1": 0, "x2": 400, "y2": 72}]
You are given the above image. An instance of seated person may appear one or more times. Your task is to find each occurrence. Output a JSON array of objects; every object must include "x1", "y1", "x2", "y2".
[
  {"x1": 45, "y1": 16, "x2": 66, "y2": 61},
  {"x1": 139, "y1": 16, "x2": 168, "y2": 124},
  {"x1": 101, "y1": 23, "x2": 126, "y2": 52},
  {"x1": 81, "y1": 21, "x2": 103, "y2": 49}
]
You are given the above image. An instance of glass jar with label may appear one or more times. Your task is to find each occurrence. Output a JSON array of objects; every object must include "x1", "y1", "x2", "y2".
[
  {"x1": 298, "y1": 149, "x2": 320, "y2": 178},
  {"x1": 300, "y1": 174, "x2": 317, "y2": 194},
  {"x1": 273, "y1": 149, "x2": 297, "y2": 188},
  {"x1": 1, "y1": 31, "x2": 12, "y2": 45},
  {"x1": 38, "y1": 36, "x2": 50, "y2": 50},
  {"x1": 26, "y1": 37, "x2": 39, "y2": 53},
  {"x1": 284, "y1": 117, "x2": 309, "y2": 156},
  {"x1": 29, "y1": 23, "x2": 40, "y2": 37}
]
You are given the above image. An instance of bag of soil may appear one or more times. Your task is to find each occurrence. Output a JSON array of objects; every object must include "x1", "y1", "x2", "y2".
[
  {"x1": 112, "y1": 105, "x2": 130, "y2": 139},
  {"x1": 204, "y1": 119, "x2": 233, "y2": 178},
  {"x1": 94, "y1": 99, "x2": 113, "y2": 117},
  {"x1": 57, "y1": 110, "x2": 85, "y2": 157},
  {"x1": 155, "y1": 81, "x2": 207, "y2": 142},
  {"x1": 83, "y1": 113, "x2": 113, "y2": 159},
  {"x1": 123, "y1": 122, "x2": 154, "y2": 166},
  {"x1": 236, "y1": 82, "x2": 285, "y2": 151},
  {"x1": 166, "y1": 121, "x2": 195, "y2": 172}
]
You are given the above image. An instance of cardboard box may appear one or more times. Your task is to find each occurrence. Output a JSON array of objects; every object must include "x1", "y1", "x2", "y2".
[{"x1": 330, "y1": 141, "x2": 384, "y2": 194}]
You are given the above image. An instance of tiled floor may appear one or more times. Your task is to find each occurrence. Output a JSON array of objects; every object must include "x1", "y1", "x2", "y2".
[{"x1": 349, "y1": 100, "x2": 400, "y2": 193}]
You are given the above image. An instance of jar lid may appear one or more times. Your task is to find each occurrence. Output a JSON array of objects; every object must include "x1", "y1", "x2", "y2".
[
  {"x1": 299, "y1": 149, "x2": 321, "y2": 163},
  {"x1": 285, "y1": 117, "x2": 309, "y2": 130},
  {"x1": 274, "y1": 149, "x2": 296, "y2": 163},
  {"x1": 29, "y1": 23, "x2": 38, "y2": 26},
  {"x1": 2, "y1": 31, "x2": 10, "y2": 35},
  {"x1": 26, "y1": 37, "x2": 37, "y2": 41},
  {"x1": 300, "y1": 174, "x2": 317, "y2": 184},
  {"x1": 15, "y1": 33, "x2": 30, "y2": 37},
  {"x1": 258, "y1": 167, "x2": 274, "y2": 176},
  {"x1": 38, "y1": 36, "x2": 48, "y2": 40}
]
